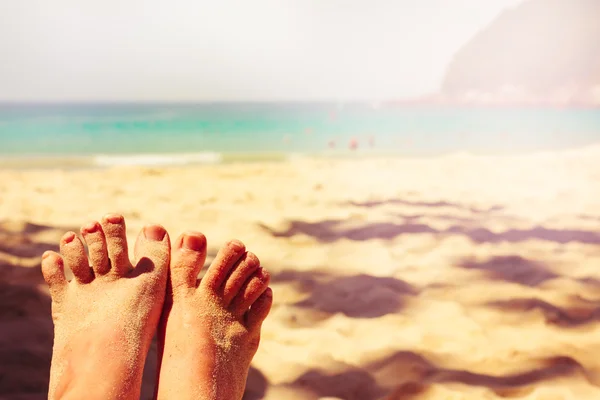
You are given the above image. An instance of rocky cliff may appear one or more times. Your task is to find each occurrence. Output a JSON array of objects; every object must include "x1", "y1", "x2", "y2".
[{"x1": 440, "y1": 0, "x2": 600, "y2": 106}]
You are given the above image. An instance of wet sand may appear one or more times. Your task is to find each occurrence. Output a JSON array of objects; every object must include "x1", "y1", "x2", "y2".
[{"x1": 1, "y1": 146, "x2": 600, "y2": 399}]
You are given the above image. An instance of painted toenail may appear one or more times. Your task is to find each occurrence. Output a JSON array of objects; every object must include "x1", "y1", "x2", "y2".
[
  {"x1": 63, "y1": 232, "x2": 75, "y2": 243},
  {"x1": 82, "y1": 222, "x2": 98, "y2": 233},
  {"x1": 183, "y1": 234, "x2": 205, "y2": 251},
  {"x1": 144, "y1": 225, "x2": 166, "y2": 241},
  {"x1": 105, "y1": 214, "x2": 124, "y2": 224},
  {"x1": 228, "y1": 239, "x2": 244, "y2": 251}
]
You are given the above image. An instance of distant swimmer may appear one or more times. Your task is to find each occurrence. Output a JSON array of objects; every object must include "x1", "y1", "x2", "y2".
[
  {"x1": 368, "y1": 135, "x2": 375, "y2": 148},
  {"x1": 328, "y1": 139, "x2": 336, "y2": 149},
  {"x1": 349, "y1": 138, "x2": 358, "y2": 151}
]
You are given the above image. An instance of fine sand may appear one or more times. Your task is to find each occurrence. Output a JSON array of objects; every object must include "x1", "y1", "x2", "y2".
[{"x1": 1, "y1": 146, "x2": 600, "y2": 399}]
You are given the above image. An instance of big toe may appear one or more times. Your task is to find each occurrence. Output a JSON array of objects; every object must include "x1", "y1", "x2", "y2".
[
  {"x1": 133, "y1": 224, "x2": 171, "y2": 278},
  {"x1": 170, "y1": 232, "x2": 207, "y2": 294}
]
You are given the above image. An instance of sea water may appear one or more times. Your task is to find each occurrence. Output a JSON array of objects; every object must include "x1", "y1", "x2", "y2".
[{"x1": 1, "y1": 102, "x2": 599, "y2": 168}]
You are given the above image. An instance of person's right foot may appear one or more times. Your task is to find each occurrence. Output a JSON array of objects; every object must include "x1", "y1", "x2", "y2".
[{"x1": 155, "y1": 232, "x2": 272, "y2": 400}]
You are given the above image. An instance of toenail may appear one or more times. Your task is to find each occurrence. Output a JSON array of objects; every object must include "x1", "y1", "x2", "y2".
[
  {"x1": 42, "y1": 251, "x2": 51, "y2": 259},
  {"x1": 82, "y1": 222, "x2": 98, "y2": 233},
  {"x1": 183, "y1": 234, "x2": 205, "y2": 251},
  {"x1": 246, "y1": 252, "x2": 260, "y2": 266},
  {"x1": 144, "y1": 225, "x2": 166, "y2": 241},
  {"x1": 258, "y1": 267, "x2": 270, "y2": 281},
  {"x1": 228, "y1": 239, "x2": 244, "y2": 251},
  {"x1": 63, "y1": 232, "x2": 75, "y2": 243},
  {"x1": 104, "y1": 214, "x2": 124, "y2": 224}
]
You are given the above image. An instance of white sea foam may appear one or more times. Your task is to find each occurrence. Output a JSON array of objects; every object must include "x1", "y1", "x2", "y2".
[
  {"x1": 286, "y1": 152, "x2": 309, "y2": 161},
  {"x1": 91, "y1": 152, "x2": 223, "y2": 167}
]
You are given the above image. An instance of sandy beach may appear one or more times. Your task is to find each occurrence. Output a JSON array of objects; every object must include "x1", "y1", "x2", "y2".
[{"x1": 1, "y1": 146, "x2": 600, "y2": 399}]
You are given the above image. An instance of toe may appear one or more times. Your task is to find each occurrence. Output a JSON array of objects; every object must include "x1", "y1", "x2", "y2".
[
  {"x1": 170, "y1": 232, "x2": 207, "y2": 293},
  {"x1": 222, "y1": 252, "x2": 261, "y2": 305},
  {"x1": 60, "y1": 231, "x2": 93, "y2": 283},
  {"x1": 41, "y1": 251, "x2": 67, "y2": 295},
  {"x1": 132, "y1": 224, "x2": 170, "y2": 278},
  {"x1": 81, "y1": 221, "x2": 109, "y2": 276},
  {"x1": 100, "y1": 214, "x2": 132, "y2": 276},
  {"x1": 201, "y1": 239, "x2": 246, "y2": 292},
  {"x1": 231, "y1": 267, "x2": 270, "y2": 317},
  {"x1": 246, "y1": 287, "x2": 273, "y2": 331}
]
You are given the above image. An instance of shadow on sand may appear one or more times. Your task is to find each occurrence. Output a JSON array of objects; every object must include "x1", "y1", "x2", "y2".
[
  {"x1": 286, "y1": 351, "x2": 591, "y2": 400},
  {"x1": 0, "y1": 222, "x2": 58, "y2": 398},
  {"x1": 271, "y1": 270, "x2": 418, "y2": 321},
  {"x1": 455, "y1": 250, "x2": 600, "y2": 290},
  {"x1": 457, "y1": 255, "x2": 559, "y2": 287},
  {"x1": 0, "y1": 222, "x2": 61, "y2": 258},
  {"x1": 243, "y1": 366, "x2": 269, "y2": 400},
  {"x1": 456, "y1": 255, "x2": 600, "y2": 327},
  {"x1": 488, "y1": 296, "x2": 600, "y2": 328},
  {"x1": 260, "y1": 219, "x2": 600, "y2": 245},
  {"x1": 346, "y1": 198, "x2": 505, "y2": 214}
]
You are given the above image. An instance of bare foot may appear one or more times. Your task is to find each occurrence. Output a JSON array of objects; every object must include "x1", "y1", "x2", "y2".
[
  {"x1": 41, "y1": 214, "x2": 170, "y2": 400},
  {"x1": 156, "y1": 233, "x2": 273, "y2": 400}
]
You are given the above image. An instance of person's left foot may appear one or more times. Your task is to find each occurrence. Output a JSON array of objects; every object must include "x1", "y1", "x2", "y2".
[
  {"x1": 155, "y1": 233, "x2": 272, "y2": 400},
  {"x1": 41, "y1": 214, "x2": 170, "y2": 400}
]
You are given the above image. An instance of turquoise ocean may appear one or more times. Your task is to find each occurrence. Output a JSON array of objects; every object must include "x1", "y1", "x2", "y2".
[{"x1": 1, "y1": 103, "x2": 599, "y2": 168}]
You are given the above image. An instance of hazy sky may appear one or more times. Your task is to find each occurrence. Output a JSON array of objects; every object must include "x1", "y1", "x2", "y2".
[{"x1": 0, "y1": 0, "x2": 522, "y2": 101}]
